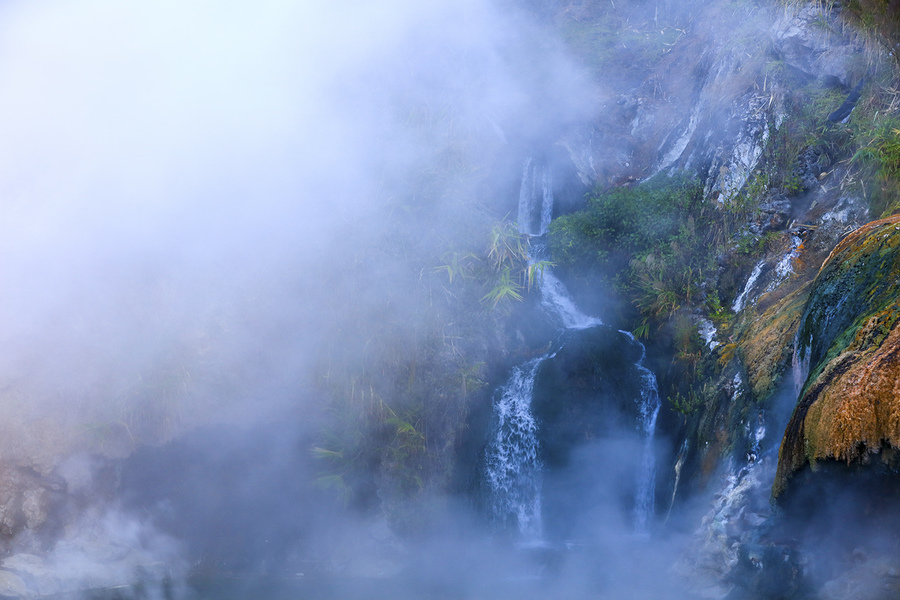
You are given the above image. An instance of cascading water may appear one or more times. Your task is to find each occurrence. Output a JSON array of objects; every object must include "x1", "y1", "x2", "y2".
[
  {"x1": 732, "y1": 260, "x2": 764, "y2": 313},
  {"x1": 687, "y1": 366, "x2": 800, "y2": 584},
  {"x1": 533, "y1": 243, "x2": 602, "y2": 331},
  {"x1": 485, "y1": 157, "x2": 662, "y2": 540},
  {"x1": 483, "y1": 257, "x2": 600, "y2": 541},
  {"x1": 539, "y1": 271, "x2": 598, "y2": 329},
  {"x1": 484, "y1": 356, "x2": 550, "y2": 542},
  {"x1": 621, "y1": 331, "x2": 662, "y2": 535},
  {"x1": 517, "y1": 157, "x2": 554, "y2": 236}
]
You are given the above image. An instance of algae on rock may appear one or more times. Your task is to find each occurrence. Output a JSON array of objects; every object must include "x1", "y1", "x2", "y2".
[{"x1": 775, "y1": 214, "x2": 900, "y2": 497}]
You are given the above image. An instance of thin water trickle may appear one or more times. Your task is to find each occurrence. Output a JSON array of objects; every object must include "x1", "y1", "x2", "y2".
[
  {"x1": 621, "y1": 331, "x2": 661, "y2": 535},
  {"x1": 517, "y1": 157, "x2": 535, "y2": 235},
  {"x1": 539, "y1": 167, "x2": 553, "y2": 236},
  {"x1": 732, "y1": 260, "x2": 764, "y2": 313},
  {"x1": 517, "y1": 157, "x2": 555, "y2": 236}
]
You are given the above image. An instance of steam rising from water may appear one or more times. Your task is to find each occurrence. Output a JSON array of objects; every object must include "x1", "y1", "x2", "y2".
[
  {"x1": 3, "y1": 1, "x2": 863, "y2": 598},
  {"x1": 0, "y1": 0, "x2": 594, "y2": 420},
  {"x1": 0, "y1": 0, "x2": 605, "y2": 591}
]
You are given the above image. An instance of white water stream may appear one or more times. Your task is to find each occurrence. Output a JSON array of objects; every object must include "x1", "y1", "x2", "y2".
[
  {"x1": 517, "y1": 157, "x2": 555, "y2": 236},
  {"x1": 485, "y1": 156, "x2": 662, "y2": 540},
  {"x1": 484, "y1": 355, "x2": 551, "y2": 542},
  {"x1": 621, "y1": 330, "x2": 662, "y2": 535}
]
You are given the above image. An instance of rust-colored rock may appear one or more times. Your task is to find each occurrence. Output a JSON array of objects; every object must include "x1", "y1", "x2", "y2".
[
  {"x1": 739, "y1": 282, "x2": 810, "y2": 403},
  {"x1": 803, "y1": 319, "x2": 900, "y2": 463},
  {"x1": 775, "y1": 215, "x2": 900, "y2": 497}
]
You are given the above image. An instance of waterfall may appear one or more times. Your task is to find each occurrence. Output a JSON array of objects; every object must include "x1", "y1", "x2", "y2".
[
  {"x1": 484, "y1": 243, "x2": 601, "y2": 541},
  {"x1": 517, "y1": 157, "x2": 554, "y2": 236},
  {"x1": 484, "y1": 356, "x2": 549, "y2": 542},
  {"x1": 732, "y1": 260, "x2": 764, "y2": 313},
  {"x1": 533, "y1": 243, "x2": 602, "y2": 330},
  {"x1": 483, "y1": 253, "x2": 600, "y2": 541},
  {"x1": 621, "y1": 330, "x2": 662, "y2": 535},
  {"x1": 487, "y1": 156, "x2": 661, "y2": 541}
]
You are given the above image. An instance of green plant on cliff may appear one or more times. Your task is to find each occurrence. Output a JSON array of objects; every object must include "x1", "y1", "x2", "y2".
[
  {"x1": 479, "y1": 221, "x2": 552, "y2": 309},
  {"x1": 548, "y1": 175, "x2": 711, "y2": 332},
  {"x1": 851, "y1": 118, "x2": 900, "y2": 216}
]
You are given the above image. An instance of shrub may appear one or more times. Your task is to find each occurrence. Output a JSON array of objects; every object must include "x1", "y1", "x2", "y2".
[{"x1": 548, "y1": 174, "x2": 713, "y2": 332}]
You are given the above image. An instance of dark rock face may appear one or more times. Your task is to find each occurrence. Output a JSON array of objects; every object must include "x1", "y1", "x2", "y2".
[
  {"x1": 792, "y1": 145, "x2": 832, "y2": 193},
  {"x1": 530, "y1": 326, "x2": 650, "y2": 541},
  {"x1": 532, "y1": 326, "x2": 645, "y2": 469}
]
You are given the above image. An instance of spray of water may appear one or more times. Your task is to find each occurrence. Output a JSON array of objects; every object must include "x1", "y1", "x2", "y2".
[{"x1": 484, "y1": 355, "x2": 550, "y2": 542}]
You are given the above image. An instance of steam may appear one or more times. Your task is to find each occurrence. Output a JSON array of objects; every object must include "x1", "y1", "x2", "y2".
[
  {"x1": 3, "y1": 0, "x2": 880, "y2": 598},
  {"x1": 0, "y1": 0, "x2": 602, "y2": 592},
  {"x1": 0, "y1": 0, "x2": 593, "y2": 423}
]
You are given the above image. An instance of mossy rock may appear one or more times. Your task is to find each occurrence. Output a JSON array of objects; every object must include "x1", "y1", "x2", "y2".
[
  {"x1": 775, "y1": 215, "x2": 900, "y2": 497},
  {"x1": 739, "y1": 281, "x2": 811, "y2": 404}
]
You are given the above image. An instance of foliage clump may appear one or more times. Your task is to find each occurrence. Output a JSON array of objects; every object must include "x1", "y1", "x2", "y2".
[{"x1": 548, "y1": 175, "x2": 712, "y2": 331}]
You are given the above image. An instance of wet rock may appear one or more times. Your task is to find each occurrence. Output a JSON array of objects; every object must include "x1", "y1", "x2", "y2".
[
  {"x1": 532, "y1": 326, "x2": 645, "y2": 467},
  {"x1": 776, "y1": 214, "x2": 900, "y2": 496},
  {"x1": 792, "y1": 145, "x2": 832, "y2": 194}
]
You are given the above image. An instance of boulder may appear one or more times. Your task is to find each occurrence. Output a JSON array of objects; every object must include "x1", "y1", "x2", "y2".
[{"x1": 775, "y1": 214, "x2": 900, "y2": 496}]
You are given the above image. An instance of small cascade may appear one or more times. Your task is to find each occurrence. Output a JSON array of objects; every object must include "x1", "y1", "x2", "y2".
[
  {"x1": 666, "y1": 439, "x2": 690, "y2": 521},
  {"x1": 688, "y1": 368, "x2": 800, "y2": 587},
  {"x1": 765, "y1": 235, "x2": 802, "y2": 294},
  {"x1": 792, "y1": 335, "x2": 812, "y2": 396},
  {"x1": 622, "y1": 331, "x2": 662, "y2": 534},
  {"x1": 484, "y1": 244, "x2": 601, "y2": 540},
  {"x1": 484, "y1": 356, "x2": 550, "y2": 542},
  {"x1": 697, "y1": 317, "x2": 720, "y2": 350},
  {"x1": 746, "y1": 411, "x2": 766, "y2": 465},
  {"x1": 732, "y1": 260, "x2": 764, "y2": 313},
  {"x1": 535, "y1": 248, "x2": 602, "y2": 329},
  {"x1": 517, "y1": 157, "x2": 554, "y2": 236}
]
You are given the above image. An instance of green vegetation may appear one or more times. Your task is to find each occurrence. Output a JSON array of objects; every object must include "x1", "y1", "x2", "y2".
[
  {"x1": 547, "y1": 175, "x2": 722, "y2": 413},
  {"x1": 851, "y1": 117, "x2": 900, "y2": 216},
  {"x1": 754, "y1": 54, "x2": 900, "y2": 219},
  {"x1": 478, "y1": 222, "x2": 552, "y2": 309},
  {"x1": 549, "y1": 175, "x2": 712, "y2": 331},
  {"x1": 815, "y1": 84, "x2": 900, "y2": 217},
  {"x1": 311, "y1": 208, "x2": 540, "y2": 532}
]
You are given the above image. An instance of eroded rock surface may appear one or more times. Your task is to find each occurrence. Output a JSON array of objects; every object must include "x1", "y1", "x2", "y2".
[{"x1": 776, "y1": 215, "x2": 900, "y2": 496}]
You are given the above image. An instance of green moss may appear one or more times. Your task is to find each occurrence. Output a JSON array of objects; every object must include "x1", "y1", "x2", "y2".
[
  {"x1": 797, "y1": 218, "x2": 900, "y2": 396},
  {"x1": 548, "y1": 175, "x2": 711, "y2": 330},
  {"x1": 739, "y1": 282, "x2": 811, "y2": 403},
  {"x1": 776, "y1": 216, "x2": 900, "y2": 496}
]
